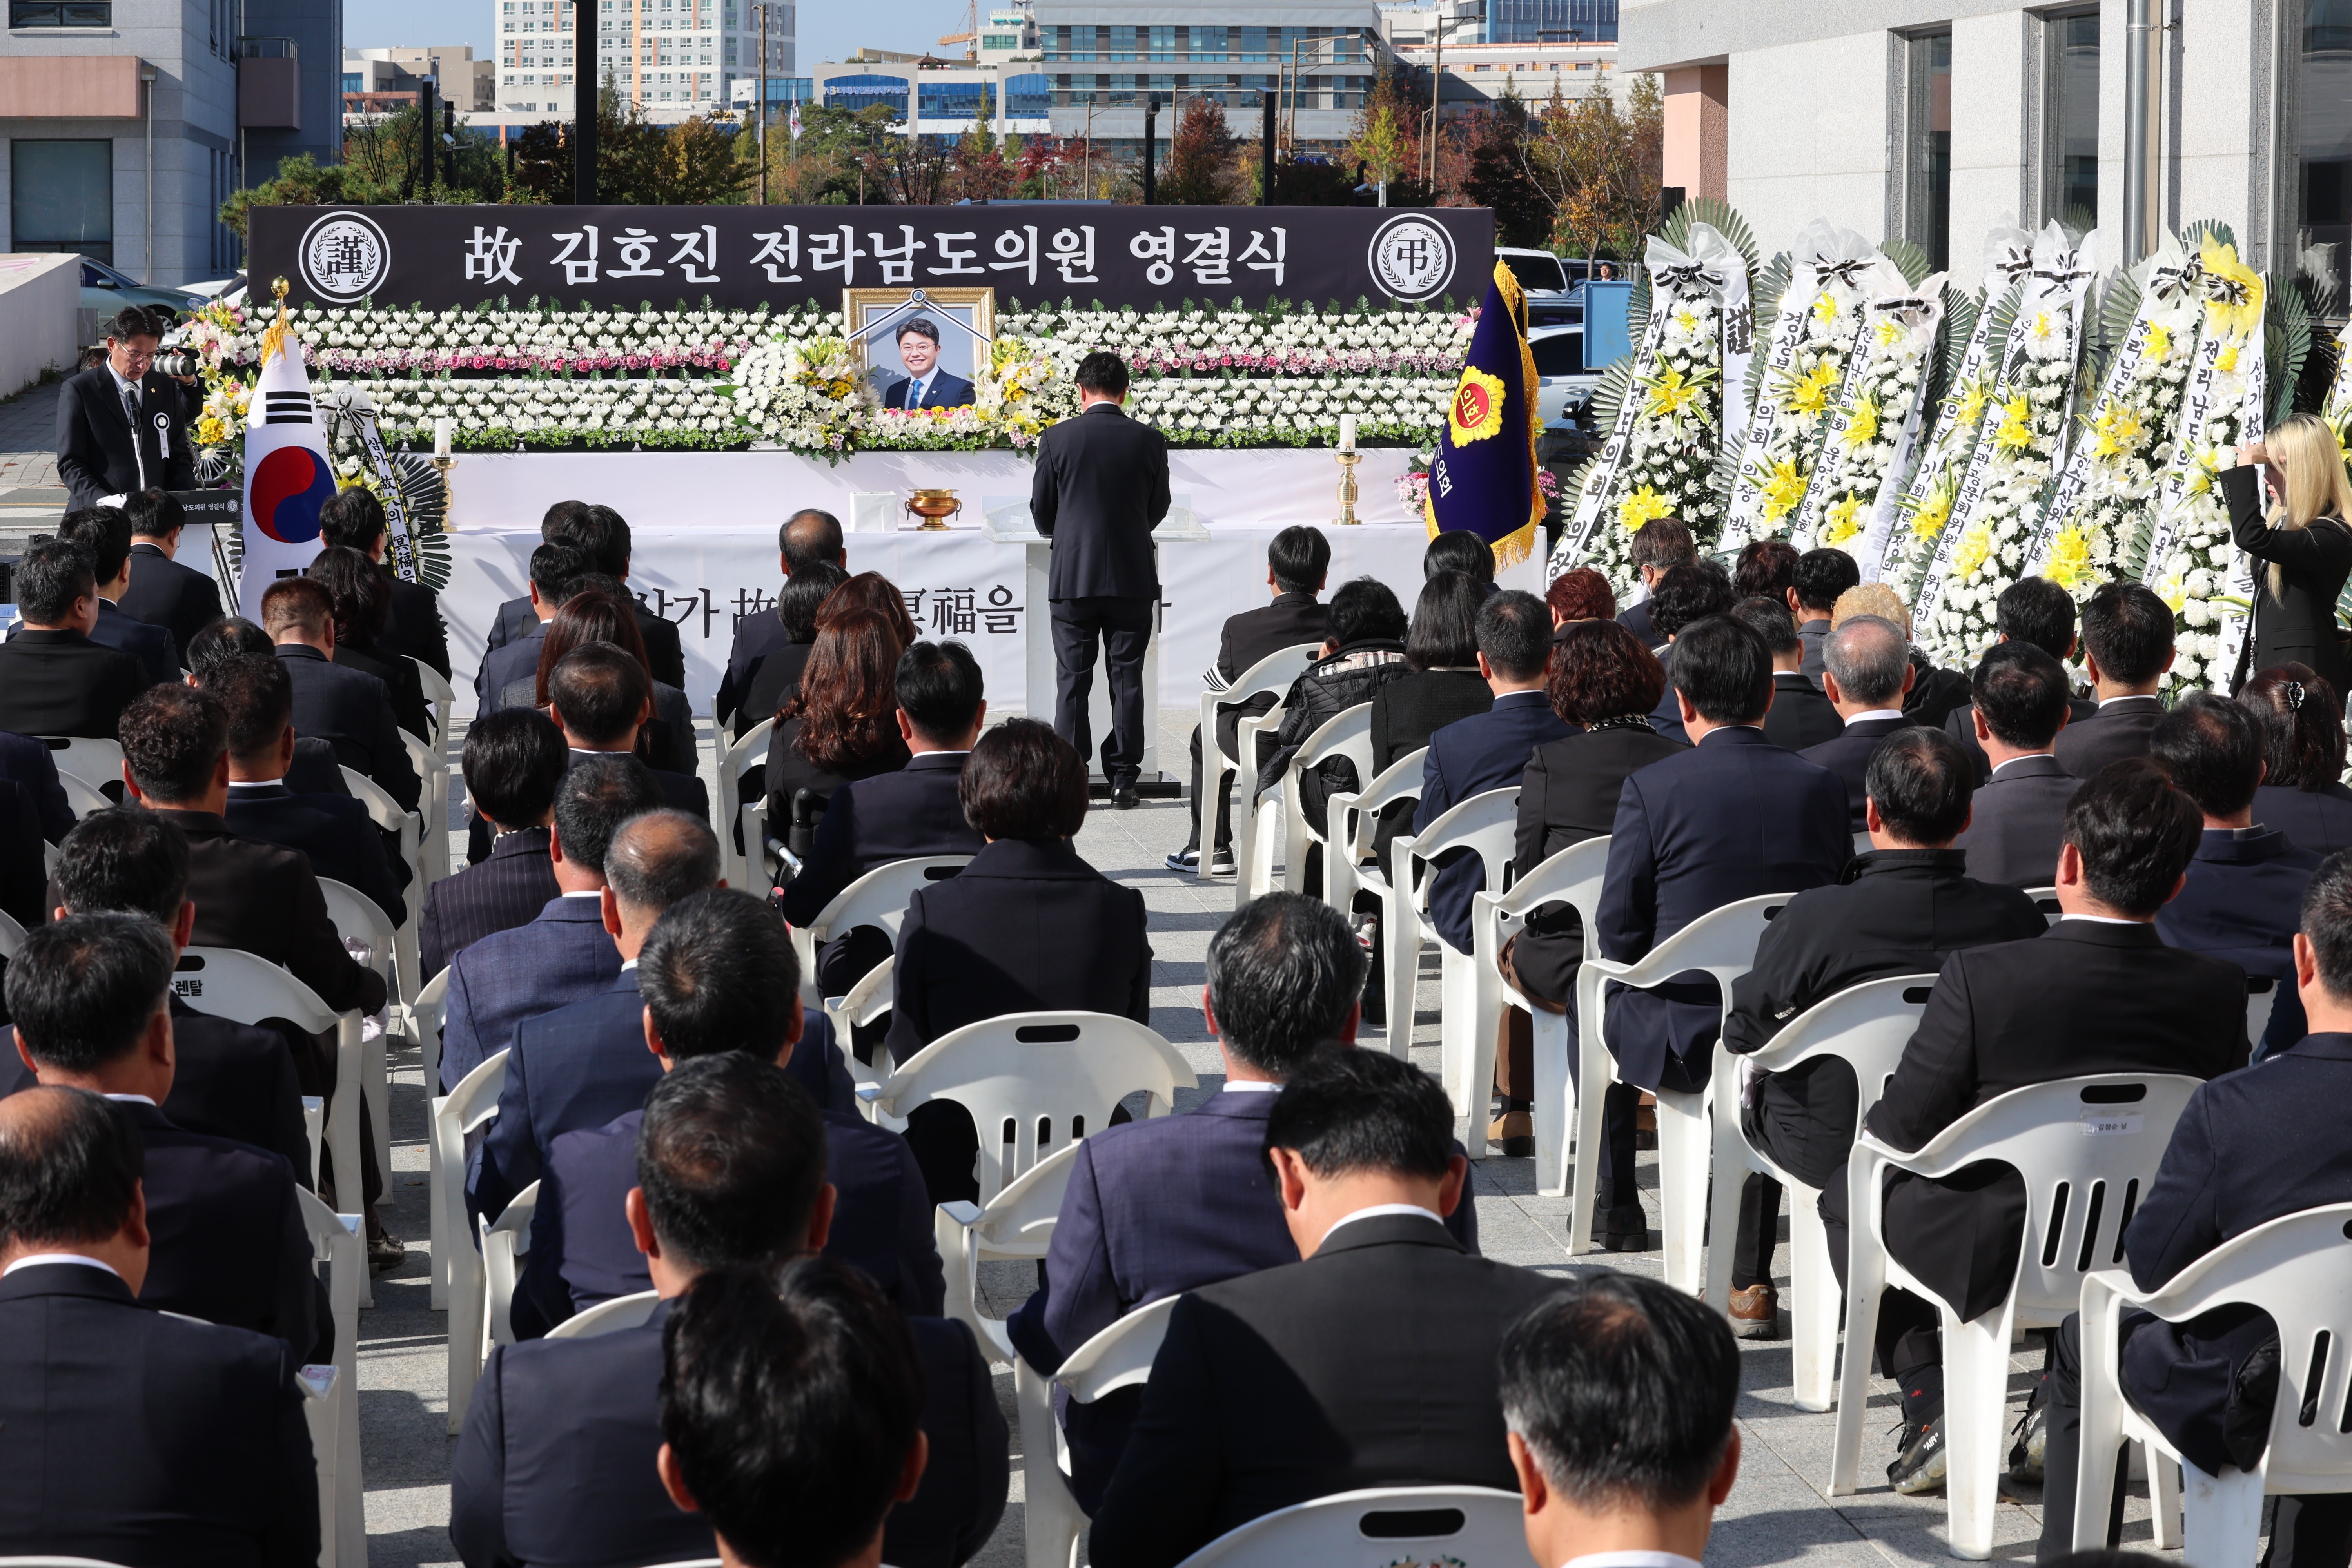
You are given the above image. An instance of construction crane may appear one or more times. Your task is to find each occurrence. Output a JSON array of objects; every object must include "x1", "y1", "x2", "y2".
[{"x1": 937, "y1": 0, "x2": 978, "y2": 60}]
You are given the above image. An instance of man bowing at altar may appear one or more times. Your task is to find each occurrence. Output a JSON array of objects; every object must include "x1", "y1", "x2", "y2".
[{"x1": 1029, "y1": 350, "x2": 1170, "y2": 810}]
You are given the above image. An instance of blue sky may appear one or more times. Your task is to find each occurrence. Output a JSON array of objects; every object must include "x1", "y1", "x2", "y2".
[{"x1": 345, "y1": 0, "x2": 972, "y2": 69}]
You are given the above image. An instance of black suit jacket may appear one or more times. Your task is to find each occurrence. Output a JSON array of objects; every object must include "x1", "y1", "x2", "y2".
[
  {"x1": 782, "y1": 751, "x2": 985, "y2": 998},
  {"x1": 2154, "y1": 827, "x2": 2322, "y2": 1051},
  {"x1": 0, "y1": 728, "x2": 72, "y2": 843},
  {"x1": 383, "y1": 574, "x2": 452, "y2": 681},
  {"x1": 1800, "y1": 713, "x2": 1916, "y2": 830},
  {"x1": 164, "y1": 809, "x2": 387, "y2": 1018},
  {"x1": 421, "y1": 826, "x2": 560, "y2": 980},
  {"x1": 1944, "y1": 692, "x2": 2100, "y2": 782},
  {"x1": 1619, "y1": 597, "x2": 1663, "y2": 650},
  {"x1": 1, "y1": 1001, "x2": 310, "y2": 1187},
  {"x1": 54, "y1": 363, "x2": 195, "y2": 509},
  {"x1": 1951, "y1": 753, "x2": 2076, "y2": 887},
  {"x1": 718, "y1": 606, "x2": 799, "y2": 732},
  {"x1": 1210, "y1": 593, "x2": 1329, "y2": 689},
  {"x1": 886, "y1": 369, "x2": 978, "y2": 409},
  {"x1": 337, "y1": 640, "x2": 434, "y2": 747},
  {"x1": 2116, "y1": 1031, "x2": 2352, "y2": 1475},
  {"x1": 631, "y1": 600, "x2": 687, "y2": 691},
  {"x1": 1414, "y1": 690, "x2": 1575, "y2": 953},
  {"x1": 764, "y1": 718, "x2": 910, "y2": 850},
  {"x1": 451, "y1": 1297, "x2": 1004, "y2": 1568},
  {"x1": 1864, "y1": 920, "x2": 2248, "y2": 1321},
  {"x1": 275, "y1": 643, "x2": 420, "y2": 811},
  {"x1": 1030, "y1": 405, "x2": 1171, "y2": 601},
  {"x1": 2255, "y1": 782, "x2": 2352, "y2": 858},
  {"x1": 734, "y1": 639, "x2": 813, "y2": 740},
  {"x1": 2055, "y1": 694, "x2": 2165, "y2": 779},
  {"x1": 475, "y1": 620, "x2": 546, "y2": 707},
  {"x1": 0, "y1": 627, "x2": 150, "y2": 740},
  {"x1": 1368, "y1": 669, "x2": 1494, "y2": 870},
  {"x1": 1763, "y1": 670, "x2": 1844, "y2": 752},
  {"x1": 226, "y1": 782, "x2": 407, "y2": 927},
  {"x1": 521, "y1": 1097, "x2": 943, "y2": 1337},
  {"x1": 2222, "y1": 463, "x2": 2352, "y2": 697},
  {"x1": 885, "y1": 837, "x2": 1152, "y2": 1062},
  {"x1": 0, "y1": 777, "x2": 44, "y2": 929},
  {"x1": 120, "y1": 540, "x2": 225, "y2": 666},
  {"x1": 287, "y1": 736, "x2": 350, "y2": 799},
  {"x1": 0, "y1": 1261, "x2": 316, "y2": 1567},
  {"x1": 1088, "y1": 1215, "x2": 1562, "y2": 1568},
  {"x1": 92, "y1": 597, "x2": 179, "y2": 685}
]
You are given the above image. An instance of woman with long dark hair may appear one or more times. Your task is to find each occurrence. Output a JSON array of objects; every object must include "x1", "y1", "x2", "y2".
[
  {"x1": 2243, "y1": 662, "x2": 2352, "y2": 853},
  {"x1": 305, "y1": 546, "x2": 434, "y2": 743},
  {"x1": 763, "y1": 607, "x2": 913, "y2": 853}
]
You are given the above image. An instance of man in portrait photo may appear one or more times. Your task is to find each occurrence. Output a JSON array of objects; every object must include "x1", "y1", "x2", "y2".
[{"x1": 883, "y1": 318, "x2": 977, "y2": 410}]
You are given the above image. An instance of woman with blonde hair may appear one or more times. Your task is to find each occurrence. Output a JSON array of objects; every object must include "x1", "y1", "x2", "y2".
[{"x1": 2227, "y1": 411, "x2": 2352, "y2": 698}]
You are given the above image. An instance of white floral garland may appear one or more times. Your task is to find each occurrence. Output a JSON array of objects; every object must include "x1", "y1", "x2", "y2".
[
  {"x1": 1788, "y1": 279, "x2": 1945, "y2": 561},
  {"x1": 2139, "y1": 237, "x2": 2269, "y2": 692},
  {"x1": 1915, "y1": 227, "x2": 2099, "y2": 670}
]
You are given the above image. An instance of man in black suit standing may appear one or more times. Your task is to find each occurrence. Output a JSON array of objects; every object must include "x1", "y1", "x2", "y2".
[
  {"x1": 1721, "y1": 730, "x2": 2044, "y2": 1336},
  {"x1": 0, "y1": 1086, "x2": 318, "y2": 1566},
  {"x1": 548, "y1": 643, "x2": 709, "y2": 822},
  {"x1": 420, "y1": 708, "x2": 568, "y2": 979},
  {"x1": 1789, "y1": 548, "x2": 1861, "y2": 690},
  {"x1": 519, "y1": 890, "x2": 931, "y2": 1337},
  {"x1": 1801, "y1": 614, "x2": 1918, "y2": 830},
  {"x1": 2056, "y1": 581, "x2": 2175, "y2": 779},
  {"x1": 1170, "y1": 525, "x2": 1331, "y2": 875},
  {"x1": 882, "y1": 318, "x2": 977, "y2": 409},
  {"x1": 1089, "y1": 1050, "x2": 1559, "y2": 1568},
  {"x1": 2151, "y1": 693, "x2": 2323, "y2": 1052},
  {"x1": 783, "y1": 639, "x2": 987, "y2": 1006},
  {"x1": 1832, "y1": 760, "x2": 2248, "y2": 1495},
  {"x1": 55, "y1": 506, "x2": 177, "y2": 684},
  {"x1": 1030, "y1": 351, "x2": 1170, "y2": 808},
  {"x1": 1943, "y1": 577, "x2": 2097, "y2": 781},
  {"x1": 16, "y1": 806, "x2": 310, "y2": 1179},
  {"x1": 2037, "y1": 853, "x2": 2352, "y2": 1564},
  {"x1": 203, "y1": 654, "x2": 408, "y2": 926},
  {"x1": 717, "y1": 507, "x2": 845, "y2": 734},
  {"x1": 1617, "y1": 517, "x2": 1696, "y2": 650},
  {"x1": 0, "y1": 538, "x2": 149, "y2": 740},
  {"x1": 455, "y1": 1049, "x2": 1001, "y2": 1568},
  {"x1": 318, "y1": 487, "x2": 452, "y2": 681},
  {"x1": 1733, "y1": 595, "x2": 1841, "y2": 750},
  {"x1": 261, "y1": 576, "x2": 421, "y2": 813},
  {"x1": 53, "y1": 306, "x2": 194, "y2": 511},
  {"x1": 1593, "y1": 613, "x2": 1851, "y2": 1247},
  {"x1": 120, "y1": 489, "x2": 225, "y2": 666},
  {"x1": 1952, "y1": 642, "x2": 2079, "y2": 887},
  {"x1": 6, "y1": 913, "x2": 323, "y2": 1360}
]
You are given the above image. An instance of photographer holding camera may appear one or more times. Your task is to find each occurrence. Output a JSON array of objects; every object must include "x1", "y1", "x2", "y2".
[{"x1": 56, "y1": 307, "x2": 196, "y2": 512}]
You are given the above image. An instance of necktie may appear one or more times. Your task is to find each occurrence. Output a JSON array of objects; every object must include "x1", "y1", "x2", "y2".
[{"x1": 910, "y1": 377, "x2": 926, "y2": 407}]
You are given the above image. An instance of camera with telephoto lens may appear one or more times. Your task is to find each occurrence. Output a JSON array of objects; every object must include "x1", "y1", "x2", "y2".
[{"x1": 154, "y1": 349, "x2": 201, "y2": 379}]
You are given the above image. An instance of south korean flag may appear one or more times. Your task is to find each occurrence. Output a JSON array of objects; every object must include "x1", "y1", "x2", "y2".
[{"x1": 237, "y1": 324, "x2": 337, "y2": 618}]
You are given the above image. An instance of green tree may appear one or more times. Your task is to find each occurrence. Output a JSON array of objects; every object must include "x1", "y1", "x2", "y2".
[
  {"x1": 505, "y1": 83, "x2": 751, "y2": 204},
  {"x1": 1521, "y1": 73, "x2": 1663, "y2": 265},
  {"x1": 1460, "y1": 102, "x2": 1549, "y2": 246},
  {"x1": 1347, "y1": 101, "x2": 1409, "y2": 200},
  {"x1": 220, "y1": 104, "x2": 515, "y2": 234}
]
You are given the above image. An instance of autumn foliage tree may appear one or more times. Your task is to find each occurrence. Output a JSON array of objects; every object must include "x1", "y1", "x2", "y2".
[
  {"x1": 1159, "y1": 94, "x2": 1238, "y2": 204},
  {"x1": 1520, "y1": 73, "x2": 1663, "y2": 265}
]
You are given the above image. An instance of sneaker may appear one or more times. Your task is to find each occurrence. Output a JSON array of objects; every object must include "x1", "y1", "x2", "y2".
[
  {"x1": 1726, "y1": 1283, "x2": 1779, "y2": 1339},
  {"x1": 1164, "y1": 848, "x2": 1201, "y2": 873},
  {"x1": 1207, "y1": 848, "x2": 1237, "y2": 878},
  {"x1": 2007, "y1": 1394, "x2": 2048, "y2": 1485},
  {"x1": 1887, "y1": 1412, "x2": 1948, "y2": 1495},
  {"x1": 367, "y1": 1227, "x2": 407, "y2": 1276},
  {"x1": 1350, "y1": 912, "x2": 1378, "y2": 951},
  {"x1": 1488, "y1": 1109, "x2": 1534, "y2": 1158}
]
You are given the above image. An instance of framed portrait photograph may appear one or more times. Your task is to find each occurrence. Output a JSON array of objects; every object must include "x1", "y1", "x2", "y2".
[{"x1": 844, "y1": 286, "x2": 996, "y2": 411}]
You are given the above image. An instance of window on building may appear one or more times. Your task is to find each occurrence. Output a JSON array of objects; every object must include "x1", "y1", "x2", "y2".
[
  {"x1": 2299, "y1": 0, "x2": 2352, "y2": 306},
  {"x1": 1903, "y1": 27, "x2": 1952, "y2": 272},
  {"x1": 8, "y1": 0, "x2": 111, "y2": 25},
  {"x1": 12, "y1": 140, "x2": 111, "y2": 265},
  {"x1": 1487, "y1": 0, "x2": 1616, "y2": 45},
  {"x1": 2043, "y1": 7, "x2": 2100, "y2": 227},
  {"x1": 1109, "y1": 24, "x2": 1135, "y2": 59}
]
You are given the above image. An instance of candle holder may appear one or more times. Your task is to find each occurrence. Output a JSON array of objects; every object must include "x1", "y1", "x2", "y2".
[{"x1": 1333, "y1": 448, "x2": 1363, "y2": 526}]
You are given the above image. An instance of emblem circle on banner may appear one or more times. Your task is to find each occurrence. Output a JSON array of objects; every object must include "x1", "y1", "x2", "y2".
[
  {"x1": 298, "y1": 211, "x2": 391, "y2": 303},
  {"x1": 1367, "y1": 214, "x2": 1457, "y2": 302}
]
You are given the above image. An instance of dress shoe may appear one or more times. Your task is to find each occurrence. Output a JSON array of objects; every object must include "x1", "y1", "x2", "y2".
[
  {"x1": 1487, "y1": 1109, "x2": 1534, "y2": 1158},
  {"x1": 367, "y1": 1226, "x2": 407, "y2": 1276},
  {"x1": 1112, "y1": 787, "x2": 1139, "y2": 810},
  {"x1": 1597, "y1": 1203, "x2": 1646, "y2": 1251},
  {"x1": 1726, "y1": 1283, "x2": 1779, "y2": 1338}
]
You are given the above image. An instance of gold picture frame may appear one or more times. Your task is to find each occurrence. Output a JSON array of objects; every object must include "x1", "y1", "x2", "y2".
[{"x1": 844, "y1": 286, "x2": 996, "y2": 406}]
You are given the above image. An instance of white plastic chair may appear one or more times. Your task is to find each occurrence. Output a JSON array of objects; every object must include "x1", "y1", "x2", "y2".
[
  {"x1": 52, "y1": 769, "x2": 108, "y2": 820},
  {"x1": 40, "y1": 736, "x2": 123, "y2": 795},
  {"x1": 1828, "y1": 1072, "x2": 2205, "y2": 1559},
  {"x1": 824, "y1": 958, "x2": 899, "y2": 1116},
  {"x1": 339, "y1": 764, "x2": 426, "y2": 949},
  {"x1": 481, "y1": 1179, "x2": 540, "y2": 1355},
  {"x1": 546, "y1": 1288, "x2": 661, "y2": 1341},
  {"x1": 2025, "y1": 886, "x2": 2061, "y2": 926},
  {"x1": 1700, "y1": 973, "x2": 1935, "y2": 1411},
  {"x1": 1571, "y1": 893, "x2": 1791, "y2": 1289},
  {"x1": 2245, "y1": 973, "x2": 2283, "y2": 1053},
  {"x1": 175, "y1": 946, "x2": 369, "y2": 1307},
  {"x1": 790, "y1": 854, "x2": 974, "y2": 1010},
  {"x1": 1224, "y1": 694, "x2": 1291, "y2": 900},
  {"x1": 295, "y1": 1187, "x2": 364, "y2": 1568},
  {"x1": 1198, "y1": 642, "x2": 1321, "y2": 879},
  {"x1": 1396, "y1": 787, "x2": 1521, "y2": 1118},
  {"x1": 399, "y1": 726, "x2": 449, "y2": 889},
  {"x1": 1170, "y1": 1486, "x2": 1528, "y2": 1568},
  {"x1": 1322, "y1": 744, "x2": 1428, "y2": 923},
  {"x1": 862, "y1": 1011, "x2": 1196, "y2": 1205},
  {"x1": 1477, "y1": 835, "x2": 1611, "y2": 1194},
  {"x1": 433, "y1": 1047, "x2": 508, "y2": 1431},
  {"x1": 0, "y1": 908, "x2": 23, "y2": 960},
  {"x1": 1238, "y1": 702, "x2": 1374, "y2": 909},
  {"x1": 2076, "y1": 1202, "x2": 2352, "y2": 1561},
  {"x1": 0, "y1": 1559, "x2": 145, "y2": 1566},
  {"x1": 1853, "y1": 828, "x2": 1875, "y2": 856},
  {"x1": 715, "y1": 716, "x2": 776, "y2": 892},
  {"x1": 398, "y1": 965, "x2": 452, "y2": 1089},
  {"x1": 936, "y1": 1140, "x2": 1082, "y2": 1364},
  {"x1": 1017, "y1": 1293, "x2": 1183, "y2": 1568},
  {"x1": 316, "y1": 877, "x2": 400, "y2": 1193},
  {"x1": 411, "y1": 657, "x2": 454, "y2": 743}
]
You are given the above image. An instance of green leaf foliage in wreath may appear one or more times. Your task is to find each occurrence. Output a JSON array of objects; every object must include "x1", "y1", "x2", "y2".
[
  {"x1": 1879, "y1": 237, "x2": 1933, "y2": 290},
  {"x1": 1922, "y1": 281, "x2": 1980, "y2": 426},
  {"x1": 1743, "y1": 250, "x2": 1793, "y2": 430},
  {"x1": 2267, "y1": 272, "x2": 2313, "y2": 429}
]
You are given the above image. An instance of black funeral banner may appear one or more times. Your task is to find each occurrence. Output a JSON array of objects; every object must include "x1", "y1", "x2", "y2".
[{"x1": 248, "y1": 205, "x2": 1496, "y2": 313}]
